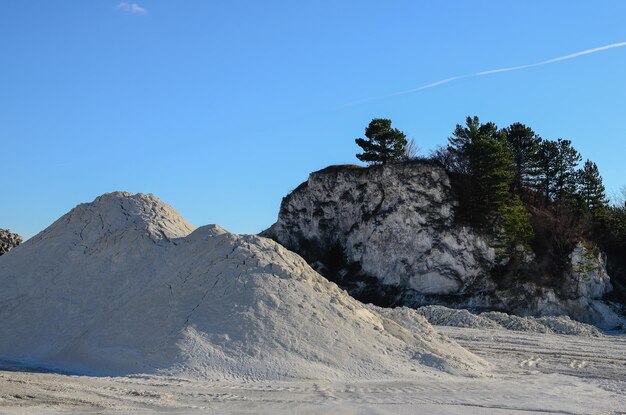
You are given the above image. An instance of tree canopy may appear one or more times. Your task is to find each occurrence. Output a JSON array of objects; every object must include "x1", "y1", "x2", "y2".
[
  {"x1": 533, "y1": 139, "x2": 581, "y2": 203},
  {"x1": 577, "y1": 160, "x2": 608, "y2": 214},
  {"x1": 350, "y1": 115, "x2": 625, "y2": 301},
  {"x1": 505, "y1": 122, "x2": 542, "y2": 194},
  {"x1": 355, "y1": 118, "x2": 408, "y2": 165},
  {"x1": 447, "y1": 116, "x2": 502, "y2": 174}
]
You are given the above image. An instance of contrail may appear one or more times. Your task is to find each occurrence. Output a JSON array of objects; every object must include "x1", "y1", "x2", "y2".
[{"x1": 339, "y1": 41, "x2": 626, "y2": 108}]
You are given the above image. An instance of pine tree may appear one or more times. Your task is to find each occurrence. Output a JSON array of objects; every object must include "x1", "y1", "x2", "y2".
[
  {"x1": 466, "y1": 125, "x2": 534, "y2": 252},
  {"x1": 448, "y1": 116, "x2": 533, "y2": 255},
  {"x1": 534, "y1": 139, "x2": 581, "y2": 203},
  {"x1": 496, "y1": 195, "x2": 534, "y2": 250},
  {"x1": 552, "y1": 139, "x2": 582, "y2": 201},
  {"x1": 504, "y1": 122, "x2": 542, "y2": 193},
  {"x1": 467, "y1": 133, "x2": 515, "y2": 221},
  {"x1": 445, "y1": 116, "x2": 515, "y2": 224},
  {"x1": 534, "y1": 139, "x2": 558, "y2": 202},
  {"x1": 577, "y1": 160, "x2": 608, "y2": 213},
  {"x1": 355, "y1": 118, "x2": 408, "y2": 165},
  {"x1": 447, "y1": 116, "x2": 500, "y2": 174}
]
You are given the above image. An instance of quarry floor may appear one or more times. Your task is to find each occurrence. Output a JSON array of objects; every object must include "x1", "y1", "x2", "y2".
[{"x1": 1, "y1": 326, "x2": 625, "y2": 415}]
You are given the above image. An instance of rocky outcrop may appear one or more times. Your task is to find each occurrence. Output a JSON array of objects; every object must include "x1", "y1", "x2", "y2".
[
  {"x1": 507, "y1": 243, "x2": 620, "y2": 329},
  {"x1": 264, "y1": 162, "x2": 623, "y2": 329},
  {"x1": 0, "y1": 229, "x2": 22, "y2": 256},
  {"x1": 567, "y1": 242, "x2": 612, "y2": 300},
  {"x1": 263, "y1": 162, "x2": 495, "y2": 303}
]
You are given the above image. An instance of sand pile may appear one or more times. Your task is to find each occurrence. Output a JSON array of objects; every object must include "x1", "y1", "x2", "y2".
[
  {"x1": 413, "y1": 306, "x2": 602, "y2": 337},
  {"x1": 0, "y1": 192, "x2": 485, "y2": 380}
]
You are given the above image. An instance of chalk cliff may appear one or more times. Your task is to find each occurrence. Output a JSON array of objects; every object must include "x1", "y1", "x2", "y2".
[{"x1": 264, "y1": 162, "x2": 622, "y2": 329}]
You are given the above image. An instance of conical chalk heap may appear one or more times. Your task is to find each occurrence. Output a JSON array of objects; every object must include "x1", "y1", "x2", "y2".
[{"x1": 0, "y1": 192, "x2": 484, "y2": 380}]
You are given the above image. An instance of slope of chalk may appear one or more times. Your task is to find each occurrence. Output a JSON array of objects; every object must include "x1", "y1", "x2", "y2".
[
  {"x1": 412, "y1": 305, "x2": 603, "y2": 337},
  {"x1": 0, "y1": 192, "x2": 485, "y2": 380}
]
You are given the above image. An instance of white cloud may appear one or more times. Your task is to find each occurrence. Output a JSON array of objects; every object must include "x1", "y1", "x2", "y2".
[
  {"x1": 116, "y1": 2, "x2": 147, "y2": 15},
  {"x1": 340, "y1": 41, "x2": 626, "y2": 108}
]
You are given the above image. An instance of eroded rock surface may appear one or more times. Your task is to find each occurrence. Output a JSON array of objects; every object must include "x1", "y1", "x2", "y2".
[
  {"x1": 263, "y1": 162, "x2": 495, "y2": 301},
  {"x1": 264, "y1": 162, "x2": 623, "y2": 329},
  {"x1": 0, "y1": 229, "x2": 22, "y2": 256}
]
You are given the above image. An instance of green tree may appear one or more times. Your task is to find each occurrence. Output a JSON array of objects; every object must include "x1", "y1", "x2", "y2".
[
  {"x1": 448, "y1": 116, "x2": 534, "y2": 252},
  {"x1": 504, "y1": 122, "x2": 542, "y2": 193},
  {"x1": 609, "y1": 205, "x2": 626, "y2": 245},
  {"x1": 355, "y1": 118, "x2": 408, "y2": 165},
  {"x1": 552, "y1": 139, "x2": 581, "y2": 201},
  {"x1": 534, "y1": 139, "x2": 581, "y2": 203},
  {"x1": 577, "y1": 160, "x2": 608, "y2": 214},
  {"x1": 446, "y1": 117, "x2": 516, "y2": 223},
  {"x1": 447, "y1": 115, "x2": 501, "y2": 174},
  {"x1": 594, "y1": 202, "x2": 626, "y2": 298},
  {"x1": 496, "y1": 195, "x2": 534, "y2": 251},
  {"x1": 534, "y1": 139, "x2": 559, "y2": 202},
  {"x1": 467, "y1": 133, "x2": 515, "y2": 222}
]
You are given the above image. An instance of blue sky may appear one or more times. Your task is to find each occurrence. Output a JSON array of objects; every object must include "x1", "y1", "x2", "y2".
[{"x1": 2, "y1": 1, "x2": 626, "y2": 239}]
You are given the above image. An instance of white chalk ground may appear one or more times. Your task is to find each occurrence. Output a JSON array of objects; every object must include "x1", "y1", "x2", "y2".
[
  {"x1": 1, "y1": 327, "x2": 625, "y2": 414},
  {"x1": 0, "y1": 192, "x2": 483, "y2": 380}
]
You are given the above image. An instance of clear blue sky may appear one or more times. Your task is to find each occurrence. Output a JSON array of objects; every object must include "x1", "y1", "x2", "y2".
[{"x1": 2, "y1": 1, "x2": 626, "y2": 239}]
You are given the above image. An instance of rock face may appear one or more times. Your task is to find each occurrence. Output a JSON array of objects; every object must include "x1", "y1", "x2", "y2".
[
  {"x1": 0, "y1": 229, "x2": 22, "y2": 256},
  {"x1": 511, "y1": 243, "x2": 620, "y2": 329},
  {"x1": 567, "y1": 242, "x2": 612, "y2": 300},
  {"x1": 485, "y1": 242, "x2": 620, "y2": 329},
  {"x1": 0, "y1": 191, "x2": 484, "y2": 380},
  {"x1": 264, "y1": 162, "x2": 622, "y2": 329},
  {"x1": 264, "y1": 162, "x2": 495, "y2": 301}
]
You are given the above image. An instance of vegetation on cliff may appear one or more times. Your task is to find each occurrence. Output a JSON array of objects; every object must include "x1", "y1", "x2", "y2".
[
  {"x1": 355, "y1": 116, "x2": 624, "y2": 301},
  {"x1": 355, "y1": 118, "x2": 409, "y2": 165}
]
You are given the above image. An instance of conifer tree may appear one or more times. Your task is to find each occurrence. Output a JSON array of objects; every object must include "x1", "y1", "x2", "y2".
[
  {"x1": 504, "y1": 122, "x2": 542, "y2": 193},
  {"x1": 467, "y1": 133, "x2": 515, "y2": 221},
  {"x1": 534, "y1": 140, "x2": 557, "y2": 202},
  {"x1": 447, "y1": 116, "x2": 500, "y2": 174},
  {"x1": 552, "y1": 139, "x2": 582, "y2": 201},
  {"x1": 496, "y1": 195, "x2": 534, "y2": 250},
  {"x1": 447, "y1": 117, "x2": 518, "y2": 221},
  {"x1": 448, "y1": 116, "x2": 534, "y2": 251},
  {"x1": 577, "y1": 160, "x2": 608, "y2": 213},
  {"x1": 355, "y1": 118, "x2": 408, "y2": 165},
  {"x1": 534, "y1": 139, "x2": 581, "y2": 203}
]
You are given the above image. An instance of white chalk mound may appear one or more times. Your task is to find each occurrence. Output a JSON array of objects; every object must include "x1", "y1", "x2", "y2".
[
  {"x1": 0, "y1": 192, "x2": 484, "y2": 380},
  {"x1": 414, "y1": 305, "x2": 603, "y2": 337}
]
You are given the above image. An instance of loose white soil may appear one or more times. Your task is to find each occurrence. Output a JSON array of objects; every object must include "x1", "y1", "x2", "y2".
[
  {"x1": 1, "y1": 327, "x2": 624, "y2": 414},
  {"x1": 0, "y1": 192, "x2": 482, "y2": 380},
  {"x1": 413, "y1": 305, "x2": 604, "y2": 336}
]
